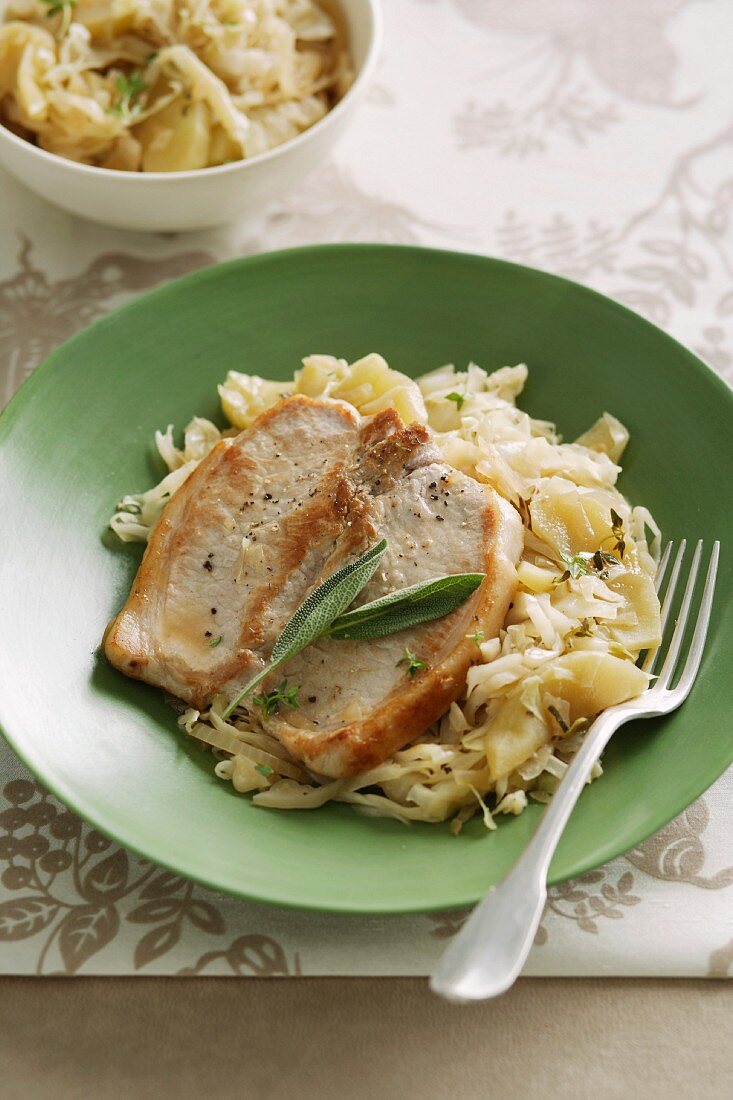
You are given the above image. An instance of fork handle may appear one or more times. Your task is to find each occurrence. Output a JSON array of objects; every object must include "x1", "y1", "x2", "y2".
[{"x1": 430, "y1": 706, "x2": 629, "y2": 1002}]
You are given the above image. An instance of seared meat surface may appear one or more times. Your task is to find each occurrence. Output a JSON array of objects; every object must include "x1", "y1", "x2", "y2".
[{"x1": 105, "y1": 395, "x2": 522, "y2": 777}]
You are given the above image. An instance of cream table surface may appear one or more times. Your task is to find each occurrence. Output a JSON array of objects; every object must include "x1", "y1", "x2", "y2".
[
  {"x1": 0, "y1": 977, "x2": 731, "y2": 1100},
  {"x1": 1, "y1": 0, "x2": 732, "y2": 986}
]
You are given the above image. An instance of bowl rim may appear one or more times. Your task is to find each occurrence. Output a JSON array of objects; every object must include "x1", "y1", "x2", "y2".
[{"x1": 0, "y1": 0, "x2": 382, "y2": 183}]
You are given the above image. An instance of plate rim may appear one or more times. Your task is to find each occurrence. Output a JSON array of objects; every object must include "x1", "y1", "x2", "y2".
[{"x1": 1, "y1": 242, "x2": 731, "y2": 914}]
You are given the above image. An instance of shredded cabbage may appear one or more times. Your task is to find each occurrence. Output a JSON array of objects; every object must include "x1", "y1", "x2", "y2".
[
  {"x1": 0, "y1": 1, "x2": 353, "y2": 170},
  {"x1": 110, "y1": 416, "x2": 223, "y2": 541},
  {"x1": 110, "y1": 354, "x2": 662, "y2": 832}
]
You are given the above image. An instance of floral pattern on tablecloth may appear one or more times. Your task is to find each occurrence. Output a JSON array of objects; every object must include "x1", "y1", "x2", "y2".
[
  {"x1": 0, "y1": 0, "x2": 731, "y2": 976},
  {"x1": 0, "y1": 780, "x2": 301, "y2": 976},
  {"x1": 0, "y1": 770, "x2": 731, "y2": 976}
]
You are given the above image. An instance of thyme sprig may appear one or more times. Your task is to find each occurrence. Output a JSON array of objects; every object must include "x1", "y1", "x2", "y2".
[
  {"x1": 397, "y1": 649, "x2": 427, "y2": 677},
  {"x1": 107, "y1": 70, "x2": 149, "y2": 119},
  {"x1": 557, "y1": 510, "x2": 629, "y2": 582},
  {"x1": 558, "y1": 549, "x2": 621, "y2": 583},
  {"x1": 252, "y1": 679, "x2": 300, "y2": 718},
  {"x1": 558, "y1": 553, "x2": 594, "y2": 582}
]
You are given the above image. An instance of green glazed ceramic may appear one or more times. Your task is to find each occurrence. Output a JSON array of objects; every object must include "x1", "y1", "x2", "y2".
[{"x1": 1, "y1": 245, "x2": 731, "y2": 913}]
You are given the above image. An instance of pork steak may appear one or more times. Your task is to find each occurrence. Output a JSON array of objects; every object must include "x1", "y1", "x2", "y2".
[{"x1": 104, "y1": 395, "x2": 523, "y2": 777}]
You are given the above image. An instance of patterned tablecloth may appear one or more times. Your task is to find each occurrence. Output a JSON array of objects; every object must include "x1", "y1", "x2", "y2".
[{"x1": 1, "y1": 0, "x2": 732, "y2": 978}]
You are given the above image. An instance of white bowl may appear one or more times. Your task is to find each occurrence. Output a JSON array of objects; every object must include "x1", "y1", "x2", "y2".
[{"x1": 0, "y1": 0, "x2": 381, "y2": 232}]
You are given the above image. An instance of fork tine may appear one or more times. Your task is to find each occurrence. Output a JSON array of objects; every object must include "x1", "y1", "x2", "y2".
[
  {"x1": 655, "y1": 540, "x2": 703, "y2": 691},
  {"x1": 655, "y1": 541, "x2": 673, "y2": 594},
  {"x1": 673, "y1": 542, "x2": 720, "y2": 702},
  {"x1": 659, "y1": 540, "x2": 687, "y2": 634},
  {"x1": 643, "y1": 540, "x2": 685, "y2": 674}
]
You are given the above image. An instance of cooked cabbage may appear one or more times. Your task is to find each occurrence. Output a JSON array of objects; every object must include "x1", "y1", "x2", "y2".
[
  {"x1": 111, "y1": 354, "x2": 662, "y2": 831},
  {"x1": 220, "y1": 353, "x2": 428, "y2": 430},
  {"x1": 110, "y1": 416, "x2": 223, "y2": 541},
  {"x1": 0, "y1": 1, "x2": 353, "y2": 170}
]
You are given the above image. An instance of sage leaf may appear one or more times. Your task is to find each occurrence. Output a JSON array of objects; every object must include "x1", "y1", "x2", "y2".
[
  {"x1": 222, "y1": 540, "x2": 486, "y2": 719},
  {"x1": 270, "y1": 539, "x2": 387, "y2": 664},
  {"x1": 221, "y1": 539, "x2": 387, "y2": 718},
  {"x1": 324, "y1": 573, "x2": 485, "y2": 640}
]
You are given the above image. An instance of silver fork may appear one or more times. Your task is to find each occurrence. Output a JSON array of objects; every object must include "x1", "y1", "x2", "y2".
[{"x1": 430, "y1": 539, "x2": 720, "y2": 1003}]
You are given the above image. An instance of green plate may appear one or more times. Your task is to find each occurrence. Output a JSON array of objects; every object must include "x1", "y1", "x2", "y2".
[{"x1": 1, "y1": 245, "x2": 731, "y2": 913}]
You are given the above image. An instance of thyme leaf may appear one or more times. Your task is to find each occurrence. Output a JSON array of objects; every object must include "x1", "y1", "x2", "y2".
[
  {"x1": 396, "y1": 649, "x2": 427, "y2": 677},
  {"x1": 252, "y1": 680, "x2": 300, "y2": 718},
  {"x1": 609, "y1": 507, "x2": 626, "y2": 559},
  {"x1": 107, "y1": 69, "x2": 149, "y2": 119},
  {"x1": 558, "y1": 553, "x2": 594, "y2": 582}
]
